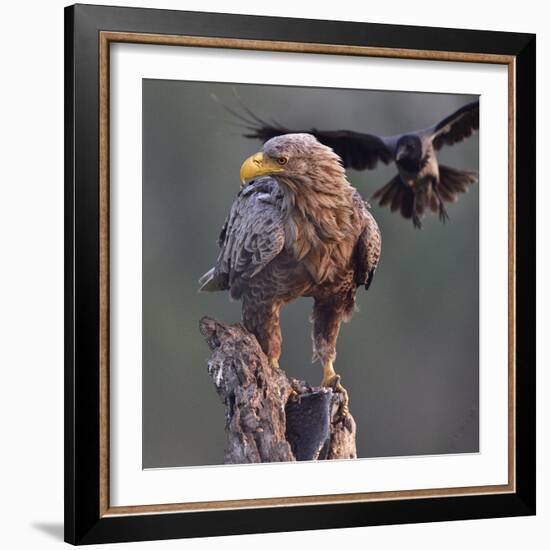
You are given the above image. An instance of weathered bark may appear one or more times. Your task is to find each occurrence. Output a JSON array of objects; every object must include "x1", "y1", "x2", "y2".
[{"x1": 199, "y1": 316, "x2": 357, "y2": 464}]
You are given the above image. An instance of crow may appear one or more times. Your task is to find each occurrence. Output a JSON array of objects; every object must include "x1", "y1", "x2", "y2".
[{"x1": 242, "y1": 100, "x2": 479, "y2": 228}]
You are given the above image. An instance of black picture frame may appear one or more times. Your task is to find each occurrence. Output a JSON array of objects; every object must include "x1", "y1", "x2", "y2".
[{"x1": 65, "y1": 3, "x2": 536, "y2": 545}]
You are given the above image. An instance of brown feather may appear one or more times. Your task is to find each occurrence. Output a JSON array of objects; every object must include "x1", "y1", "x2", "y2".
[{"x1": 200, "y1": 133, "x2": 381, "y2": 369}]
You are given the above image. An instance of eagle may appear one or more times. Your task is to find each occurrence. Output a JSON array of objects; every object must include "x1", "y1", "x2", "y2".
[
  {"x1": 199, "y1": 134, "x2": 381, "y2": 415},
  {"x1": 242, "y1": 101, "x2": 479, "y2": 228}
]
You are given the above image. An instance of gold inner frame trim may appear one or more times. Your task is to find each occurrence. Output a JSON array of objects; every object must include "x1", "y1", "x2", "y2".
[{"x1": 98, "y1": 31, "x2": 517, "y2": 517}]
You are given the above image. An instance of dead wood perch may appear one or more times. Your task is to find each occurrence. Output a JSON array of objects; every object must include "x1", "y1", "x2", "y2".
[{"x1": 199, "y1": 316, "x2": 357, "y2": 464}]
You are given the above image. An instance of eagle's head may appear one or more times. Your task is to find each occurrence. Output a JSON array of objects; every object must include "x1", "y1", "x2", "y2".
[{"x1": 239, "y1": 133, "x2": 346, "y2": 190}]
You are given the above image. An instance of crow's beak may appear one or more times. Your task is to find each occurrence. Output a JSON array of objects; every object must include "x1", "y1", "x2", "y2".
[{"x1": 396, "y1": 146, "x2": 407, "y2": 163}]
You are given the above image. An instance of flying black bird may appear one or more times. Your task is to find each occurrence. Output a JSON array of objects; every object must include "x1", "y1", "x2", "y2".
[{"x1": 241, "y1": 101, "x2": 479, "y2": 228}]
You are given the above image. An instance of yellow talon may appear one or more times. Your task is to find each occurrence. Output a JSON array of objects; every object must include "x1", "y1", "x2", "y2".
[
  {"x1": 321, "y1": 360, "x2": 337, "y2": 387},
  {"x1": 321, "y1": 361, "x2": 349, "y2": 417}
]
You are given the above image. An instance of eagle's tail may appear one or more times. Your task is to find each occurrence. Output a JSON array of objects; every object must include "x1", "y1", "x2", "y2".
[{"x1": 198, "y1": 267, "x2": 221, "y2": 292}]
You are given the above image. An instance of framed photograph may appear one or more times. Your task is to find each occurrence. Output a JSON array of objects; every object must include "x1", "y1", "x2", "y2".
[{"x1": 64, "y1": 4, "x2": 536, "y2": 545}]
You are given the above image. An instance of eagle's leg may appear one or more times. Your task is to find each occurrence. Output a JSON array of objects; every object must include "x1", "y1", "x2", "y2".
[
  {"x1": 242, "y1": 297, "x2": 282, "y2": 370},
  {"x1": 312, "y1": 299, "x2": 349, "y2": 416}
]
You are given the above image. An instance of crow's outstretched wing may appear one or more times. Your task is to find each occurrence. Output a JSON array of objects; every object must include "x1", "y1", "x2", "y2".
[
  {"x1": 245, "y1": 124, "x2": 394, "y2": 171},
  {"x1": 243, "y1": 101, "x2": 479, "y2": 167},
  {"x1": 430, "y1": 101, "x2": 480, "y2": 150}
]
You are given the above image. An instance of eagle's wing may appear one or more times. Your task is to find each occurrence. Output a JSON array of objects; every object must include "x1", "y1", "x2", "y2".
[
  {"x1": 429, "y1": 100, "x2": 479, "y2": 151},
  {"x1": 353, "y1": 193, "x2": 382, "y2": 290},
  {"x1": 199, "y1": 177, "x2": 286, "y2": 297},
  {"x1": 245, "y1": 124, "x2": 394, "y2": 171}
]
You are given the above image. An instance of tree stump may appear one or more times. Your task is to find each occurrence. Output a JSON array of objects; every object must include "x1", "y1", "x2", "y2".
[{"x1": 199, "y1": 316, "x2": 357, "y2": 464}]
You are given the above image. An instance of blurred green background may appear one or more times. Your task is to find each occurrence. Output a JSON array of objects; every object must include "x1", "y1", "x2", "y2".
[{"x1": 142, "y1": 80, "x2": 479, "y2": 468}]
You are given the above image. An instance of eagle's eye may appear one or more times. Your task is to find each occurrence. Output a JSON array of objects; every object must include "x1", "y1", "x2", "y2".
[{"x1": 277, "y1": 156, "x2": 288, "y2": 166}]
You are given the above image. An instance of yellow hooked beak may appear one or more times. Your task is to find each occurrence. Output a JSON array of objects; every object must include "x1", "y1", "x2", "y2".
[{"x1": 240, "y1": 152, "x2": 284, "y2": 187}]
